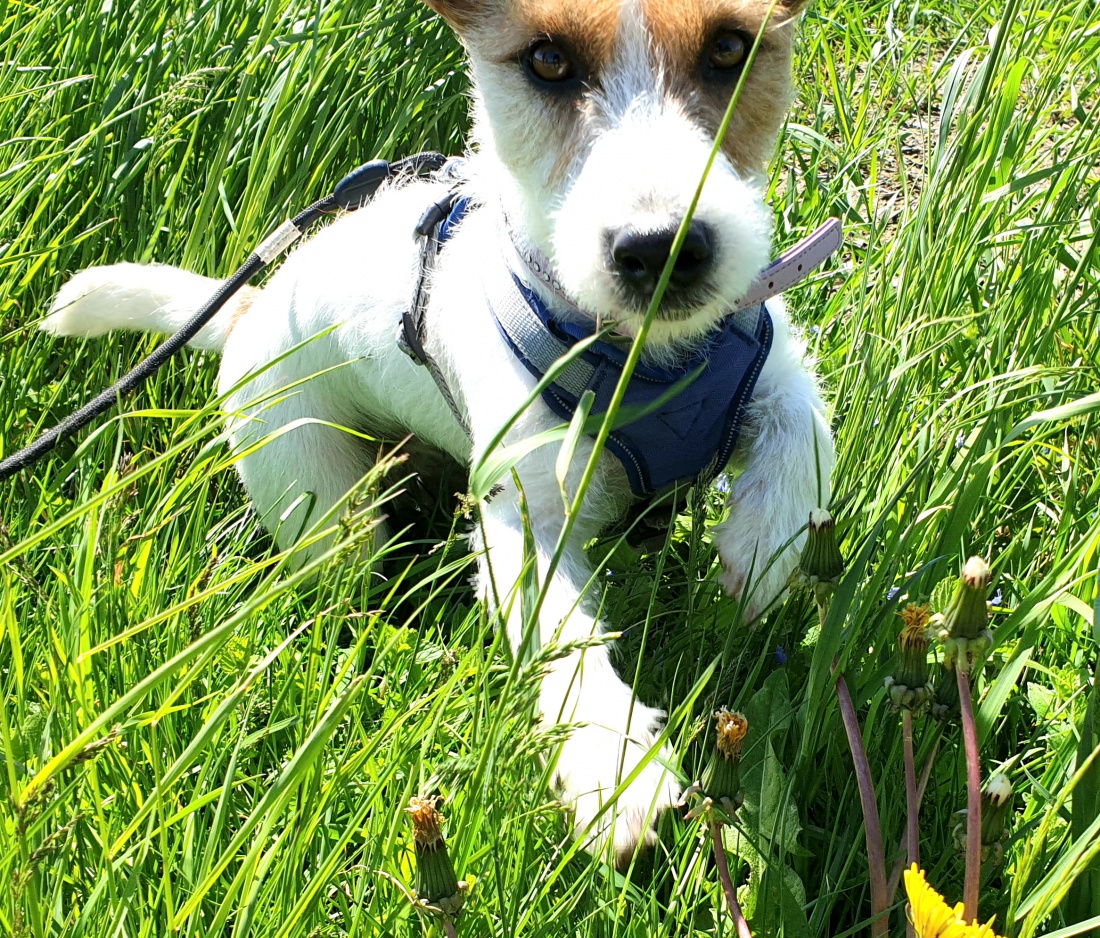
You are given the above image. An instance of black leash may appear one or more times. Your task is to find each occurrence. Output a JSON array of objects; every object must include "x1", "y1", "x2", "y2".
[
  {"x1": 399, "y1": 188, "x2": 473, "y2": 440},
  {"x1": 0, "y1": 152, "x2": 449, "y2": 483}
]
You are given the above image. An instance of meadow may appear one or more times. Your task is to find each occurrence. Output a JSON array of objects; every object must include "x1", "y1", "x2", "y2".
[{"x1": 2, "y1": 0, "x2": 1099, "y2": 935}]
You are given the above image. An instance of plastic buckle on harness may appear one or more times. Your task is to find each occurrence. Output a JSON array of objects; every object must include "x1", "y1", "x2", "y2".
[
  {"x1": 401, "y1": 190, "x2": 463, "y2": 364},
  {"x1": 332, "y1": 159, "x2": 394, "y2": 210},
  {"x1": 415, "y1": 192, "x2": 460, "y2": 238}
]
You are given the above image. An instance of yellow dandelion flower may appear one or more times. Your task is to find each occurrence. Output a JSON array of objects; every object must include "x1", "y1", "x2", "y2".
[
  {"x1": 699, "y1": 710, "x2": 749, "y2": 810},
  {"x1": 904, "y1": 865, "x2": 1004, "y2": 938},
  {"x1": 406, "y1": 795, "x2": 446, "y2": 848},
  {"x1": 898, "y1": 603, "x2": 933, "y2": 642},
  {"x1": 714, "y1": 710, "x2": 749, "y2": 759}
]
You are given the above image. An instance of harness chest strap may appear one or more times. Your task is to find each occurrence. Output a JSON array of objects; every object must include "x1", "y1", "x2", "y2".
[
  {"x1": 485, "y1": 248, "x2": 774, "y2": 498},
  {"x1": 400, "y1": 191, "x2": 474, "y2": 439}
]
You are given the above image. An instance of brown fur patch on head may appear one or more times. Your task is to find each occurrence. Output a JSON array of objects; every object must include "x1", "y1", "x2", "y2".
[
  {"x1": 427, "y1": 0, "x2": 804, "y2": 214},
  {"x1": 449, "y1": 0, "x2": 624, "y2": 189},
  {"x1": 642, "y1": 0, "x2": 800, "y2": 173},
  {"x1": 420, "y1": 0, "x2": 483, "y2": 31},
  {"x1": 512, "y1": 0, "x2": 620, "y2": 67},
  {"x1": 456, "y1": 0, "x2": 621, "y2": 74}
]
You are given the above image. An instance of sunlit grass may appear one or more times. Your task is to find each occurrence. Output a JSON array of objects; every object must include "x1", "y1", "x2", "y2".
[{"x1": 2, "y1": 0, "x2": 1099, "y2": 935}]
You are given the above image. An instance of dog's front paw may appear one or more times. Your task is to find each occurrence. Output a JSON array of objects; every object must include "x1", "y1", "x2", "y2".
[
  {"x1": 713, "y1": 477, "x2": 811, "y2": 622},
  {"x1": 554, "y1": 715, "x2": 681, "y2": 870},
  {"x1": 719, "y1": 548, "x2": 797, "y2": 622}
]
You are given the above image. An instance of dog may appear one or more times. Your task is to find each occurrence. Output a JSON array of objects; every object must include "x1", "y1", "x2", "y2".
[{"x1": 42, "y1": 0, "x2": 834, "y2": 867}]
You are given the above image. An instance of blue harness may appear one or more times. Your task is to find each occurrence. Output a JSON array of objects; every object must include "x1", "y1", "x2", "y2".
[{"x1": 436, "y1": 197, "x2": 772, "y2": 499}]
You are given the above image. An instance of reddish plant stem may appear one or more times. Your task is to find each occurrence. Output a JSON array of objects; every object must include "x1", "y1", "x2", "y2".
[
  {"x1": 902, "y1": 709, "x2": 919, "y2": 938},
  {"x1": 444, "y1": 921, "x2": 458, "y2": 938},
  {"x1": 957, "y1": 667, "x2": 982, "y2": 924},
  {"x1": 711, "y1": 821, "x2": 753, "y2": 938},
  {"x1": 888, "y1": 736, "x2": 940, "y2": 904},
  {"x1": 835, "y1": 670, "x2": 889, "y2": 938},
  {"x1": 902, "y1": 710, "x2": 920, "y2": 869}
]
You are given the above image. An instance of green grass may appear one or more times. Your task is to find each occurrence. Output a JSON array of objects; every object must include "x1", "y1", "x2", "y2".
[{"x1": 2, "y1": 0, "x2": 1100, "y2": 935}]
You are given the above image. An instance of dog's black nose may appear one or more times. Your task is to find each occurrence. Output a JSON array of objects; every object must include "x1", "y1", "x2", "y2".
[{"x1": 610, "y1": 222, "x2": 714, "y2": 294}]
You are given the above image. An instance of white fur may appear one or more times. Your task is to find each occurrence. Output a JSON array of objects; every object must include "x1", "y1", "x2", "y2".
[
  {"x1": 550, "y1": 14, "x2": 773, "y2": 348},
  {"x1": 41, "y1": 0, "x2": 832, "y2": 867},
  {"x1": 43, "y1": 263, "x2": 245, "y2": 352}
]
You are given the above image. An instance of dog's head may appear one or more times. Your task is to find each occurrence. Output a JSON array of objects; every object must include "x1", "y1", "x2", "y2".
[{"x1": 425, "y1": 0, "x2": 806, "y2": 346}]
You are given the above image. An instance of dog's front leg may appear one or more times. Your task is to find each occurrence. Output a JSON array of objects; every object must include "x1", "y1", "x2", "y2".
[
  {"x1": 476, "y1": 458, "x2": 679, "y2": 866},
  {"x1": 713, "y1": 299, "x2": 836, "y2": 620}
]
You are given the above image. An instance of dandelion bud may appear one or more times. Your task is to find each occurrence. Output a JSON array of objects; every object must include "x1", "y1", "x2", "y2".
[
  {"x1": 885, "y1": 604, "x2": 933, "y2": 711},
  {"x1": 939, "y1": 556, "x2": 994, "y2": 673},
  {"x1": 944, "y1": 557, "x2": 991, "y2": 639},
  {"x1": 930, "y1": 662, "x2": 960, "y2": 722},
  {"x1": 700, "y1": 710, "x2": 748, "y2": 813},
  {"x1": 793, "y1": 509, "x2": 845, "y2": 600},
  {"x1": 981, "y1": 772, "x2": 1015, "y2": 856},
  {"x1": 953, "y1": 772, "x2": 1016, "y2": 867},
  {"x1": 406, "y1": 795, "x2": 467, "y2": 916}
]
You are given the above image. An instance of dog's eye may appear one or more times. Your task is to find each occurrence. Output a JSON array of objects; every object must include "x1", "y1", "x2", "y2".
[
  {"x1": 707, "y1": 31, "x2": 749, "y2": 71},
  {"x1": 524, "y1": 40, "x2": 575, "y2": 84}
]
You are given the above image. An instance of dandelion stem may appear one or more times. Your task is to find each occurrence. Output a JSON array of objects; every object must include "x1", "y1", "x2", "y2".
[
  {"x1": 902, "y1": 710, "x2": 920, "y2": 869},
  {"x1": 835, "y1": 666, "x2": 889, "y2": 938},
  {"x1": 443, "y1": 921, "x2": 458, "y2": 938},
  {"x1": 887, "y1": 735, "x2": 940, "y2": 903},
  {"x1": 824, "y1": 587, "x2": 888, "y2": 938},
  {"x1": 903, "y1": 709, "x2": 919, "y2": 938},
  {"x1": 710, "y1": 820, "x2": 753, "y2": 938},
  {"x1": 957, "y1": 667, "x2": 982, "y2": 923}
]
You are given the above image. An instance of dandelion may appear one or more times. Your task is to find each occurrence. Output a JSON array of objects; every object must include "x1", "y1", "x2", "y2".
[
  {"x1": 700, "y1": 709, "x2": 748, "y2": 813},
  {"x1": 886, "y1": 604, "x2": 933, "y2": 711},
  {"x1": 406, "y1": 795, "x2": 468, "y2": 919},
  {"x1": 693, "y1": 710, "x2": 753, "y2": 938},
  {"x1": 903, "y1": 865, "x2": 1004, "y2": 938},
  {"x1": 980, "y1": 773, "x2": 1014, "y2": 844},
  {"x1": 888, "y1": 604, "x2": 934, "y2": 876},
  {"x1": 936, "y1": 556, "x2": 994, "y2": 921},
  {"x1": 931, "y1": 662, "x2": 961, "y2": 722},
  {"x1": 791, "y1": 508, "x2": 845, "y2": 601},
  {"x1": 940, "y1": 557, "x2": 993, "y2": 674},
  {"x1": 980, "y1": 772, "x2": 1015, "y2": 866},
  {"x1": 792, "y1": 506, "x2": 885, "y2": 936}
]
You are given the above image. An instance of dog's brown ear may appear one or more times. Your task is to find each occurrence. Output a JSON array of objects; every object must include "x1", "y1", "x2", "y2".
[
  {"x1": 421, "y1": 0, "x2": 482, "y2": 29},
  {"x1": 773, "y1": 0, "x2": 810, "y2": 25}
]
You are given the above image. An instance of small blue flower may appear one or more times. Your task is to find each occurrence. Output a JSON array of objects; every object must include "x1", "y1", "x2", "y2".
[
  {"x1": 714, "y1": 474, "x2": 730, "y2": 494},
  {"x1": 774, "y1": 645, "x2": 788, "y2": 666},
  {"x1": 991, "y1": 588, "x2": 1003, "y2": 607},
  {"x1": 887, "y1": 586, "x2": 902, "y2": 601}
]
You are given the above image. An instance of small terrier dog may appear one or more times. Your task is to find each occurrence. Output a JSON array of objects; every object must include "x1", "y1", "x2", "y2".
[{"x1": 44, "y1": 0, "x2": 834, "y2": 866}]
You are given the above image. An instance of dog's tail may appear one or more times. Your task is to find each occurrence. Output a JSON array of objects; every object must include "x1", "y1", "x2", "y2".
[{"x1": 40, "y1": 263, "x2": 256, "y2": 353}]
